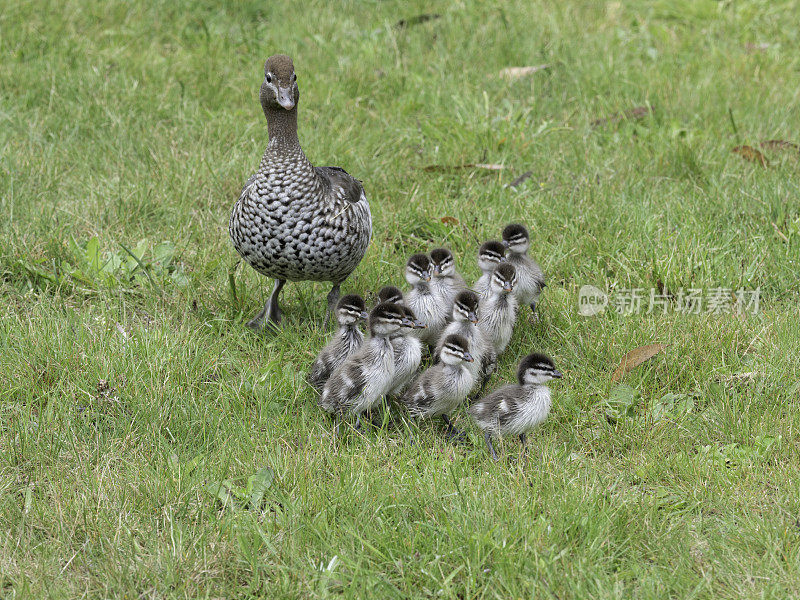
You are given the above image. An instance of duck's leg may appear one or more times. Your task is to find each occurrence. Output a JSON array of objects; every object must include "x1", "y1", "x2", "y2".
[
  {"x1": 325, "y1": 282, "x2": 341, "y2": 327},
  {"x1": 442, "y1": 414, "x2": 465, "y2": 442},
  {"x1": 485, "y1": 431, "x2": 499, "y2": 461},
  {"x1": 247, "y1": 279, "x2": 285, "y2": 330}
]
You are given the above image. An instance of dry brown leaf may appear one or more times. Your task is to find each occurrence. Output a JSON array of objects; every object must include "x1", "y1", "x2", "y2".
[
  {"x1": 732, "y1": 145, "x2": 768, "y2": 167},
  {"x1": 499, "y1": 65, "x2": 550, "y2": 79},
  {"x1": 421, "y1": 163, "x2": 507, "y2": 173},
  {"x1": 611, "y1": 343, "x2": 666, "y2": 382},
  {"x1": 591, "y1": 105, "x2": 653, "y2": 128},
  {"x1": 440, "y1": 216, "x2": 459, "y2": 226},
  {"x1": 760, "y1": 140, "x2": 799, "y2": 152}
]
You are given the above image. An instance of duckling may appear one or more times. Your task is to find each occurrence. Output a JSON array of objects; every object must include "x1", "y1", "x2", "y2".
[
  {"x1": 477, "y1": 263, "x2": 519, "y2": 355},
  {"x1": 319, "y1": 303, "x2": 411, "y2": 424},
  {"x1": 377, "y1": 285, "x2": 404, "y2": 306},
  {"x1": 434, "y1": 290, "x2": 496, "y2": 390},
  {"x1": 307, "y1": 294, "x2": 368, "y2": 392},
  {"x1": 399, "y1": 334, "x2": 475, "y2": 438},
  {"x1": 473, "y1": 240, "x2": 507, "y2": 300},
  {"x1": 229, "y1": 54, "x2": 372, "y2": 330},
  {"x1": 469, "y1": 353, "x2": 562, "y2": 460},
  {"x1": 502, "y1": 224, "x2": 545, "y2": 315},
  {"x1": 429, "y1": 248, "x2": 467, "y2": 309},
  {"x1": 404, "y1": 253, "x2": 448, "y2": 345},
  {"x1": 388, "y1": 307, "x2": 427, "y2": 396}
]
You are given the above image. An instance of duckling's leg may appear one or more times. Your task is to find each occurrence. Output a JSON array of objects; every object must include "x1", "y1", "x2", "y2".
[
  {"x1": 247, "y1": 279, "x2": 285, "y2": 330},
  {"x1": 484, "y1": 432, "x2": 499, "y2": 461},
  {"x1": 325, "y1": 282, "x2": 341, "y2": 327},
  {"x1": 442, "y1": 414, "x2": 466, "y2": 442}
]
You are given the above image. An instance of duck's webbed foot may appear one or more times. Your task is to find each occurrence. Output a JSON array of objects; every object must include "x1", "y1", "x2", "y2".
[{"x1": 247, "y1": 279, "x2": 285, "y2": 331}]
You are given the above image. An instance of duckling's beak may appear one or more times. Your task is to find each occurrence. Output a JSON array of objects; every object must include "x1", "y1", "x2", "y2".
[
  {"x1": 277, "y1": 87, "x2": 295, "y2": 110},
  {"x1": 468, "y1": 312, "x2": 478, "y2": 324},
  {"x1": 551, "y1": 369, "x2": 563, "y2": 379},
  {"x1": 433, "y1": 265, "x2": 442, "y2": 275},
  {"x1": 401, "y1": 316, "x2": 415, "y2": 328},
  {"x1": 501, "y1": 239, "x2": 510, "y2": 248},
  {"x1": 463, "y1": 352, "x2": 474, "y2": 363},
  {"x1": 359, "y1": 311, "x2": 369, "y2": 320},
  {"x1": 422, "y1": 271, "x2": 431, "y2": 282},
  {"x1": 413, "y1": 319, "x2": 427, "y2": 329},
  {"x1": 502, "y1": 282, "x2": 514, "y2": 292}
]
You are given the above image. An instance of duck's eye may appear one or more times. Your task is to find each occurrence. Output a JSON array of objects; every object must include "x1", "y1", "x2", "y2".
[
  {"x1": 266, "y1": 73, "x2": 273, "y2": 83},
  {"x1": 292, "y1": 73, "x2": 297, "y2": 82}
]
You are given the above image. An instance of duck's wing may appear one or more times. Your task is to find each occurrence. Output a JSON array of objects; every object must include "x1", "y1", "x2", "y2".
[
  {"x1": 239, "y1": 173, "x2": 258, "y2": 200},
  {"x1": 314, "y1": 166, "x2": 366, "y2": 204},
  {"x1": 468, "y1": 385, "x2": 516, "y2": 425}
]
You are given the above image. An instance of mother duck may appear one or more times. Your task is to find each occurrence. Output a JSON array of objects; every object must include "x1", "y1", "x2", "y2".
[{"x1": 229, "y1": 54, "x2": 372, "y2": 330}]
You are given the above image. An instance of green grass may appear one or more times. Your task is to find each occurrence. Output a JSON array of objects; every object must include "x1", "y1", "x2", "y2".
[{"x1": 2, "y1": 0, "x2": 800, "y2": 597}]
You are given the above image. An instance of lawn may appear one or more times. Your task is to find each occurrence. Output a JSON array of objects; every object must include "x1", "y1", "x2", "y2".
[{"x1": 2, "y1": 0, "x2": 800, "y2": 597}]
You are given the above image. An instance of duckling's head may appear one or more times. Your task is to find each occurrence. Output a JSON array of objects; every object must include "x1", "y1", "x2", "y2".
[
  {"x1": 478, "y1": 240, "x2": 506, "y2": 273},
  {"x1": 430, "y1": 248, "x2": 456, "y2": 277},
  {"x1": 377, "y1": 285, "x2": 404, "y2": 305},
  {"x1": 400, "y1": 306, "x2": 427, "y2": 330},
  {"x1": 518, "y1": 353, "x2": 562, "y2": 386},
  {"x1": 369, "y1": 302, "x2": 411, "y2": 336},
  {"x1": 260, "y1": 54, "x2": 299, "y2": 113},
  {"x1": 453, "y1": 290, "x2": 479, "y2": 324},
  {"x1": 502, "y1": 223, "x2": 530, "y2": 254},
  {"x1": 440, "y1": 334, "x2": 474, "y2": 366},
  {"x1": 490, "y1": 263, "x2": 517, "y2": 295},
  {"x1": 405, "y1": 253, "x2": 432, "y2": 286},
  {"x1": 336, "y1": 294, "x2": 368, "y2": 325}
]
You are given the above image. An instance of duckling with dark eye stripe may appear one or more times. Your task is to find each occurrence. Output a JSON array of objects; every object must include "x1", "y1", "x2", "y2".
[
  {"x1": 320, "y1": 302, "x2": 412, "y2": 426},
  {"x1": 307, "y1": 294, "x2": 368, "y2": 392},
  {"x1": 404, "y1": 253, "x2": 448, "y2": 346},
  {"x1": 400, "y1": 334, "x2": 475, "y2": 439},
  {"x1": 429, "y1": 248, "x2": 467, "y2": 310},
  {"x1": 473, "y1": 240, "x2": 506, "y2": 300},
  {"x1": 469, "y1": 353, "x2": 562, "y2": 460},
  {"x1": 377, "y1": 285, "x2": 404, "y2": 306},
  {"x1": 434, "y1": 290, "x2": 496, "y2": 391},
  {"x1": 477, "y1": 263, "x2": 519, "y2": 355},
  {"x1": 387, "y1": 306, "x2": 427, "y2": 396},
  {"x1": 502, "y1": 224, "x2": 545, "y2": 316}
]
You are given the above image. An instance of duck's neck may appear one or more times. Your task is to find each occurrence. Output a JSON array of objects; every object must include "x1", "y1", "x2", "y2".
[{"x1": 265, "y1": 106, "x2": 300, "y2": 151}]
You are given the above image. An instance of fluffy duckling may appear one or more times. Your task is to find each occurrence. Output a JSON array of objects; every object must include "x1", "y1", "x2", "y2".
[
  {"x1": 377, "y1": 285, "x2": 404, "y2": 306},
  {"x1": 502, "y1": 224, "x2": 545, "y2": 315},
  {"x1": 388, "y1": 306, "x2": 427, "y2": 396},
  {"x1": 469, "y1": 353, "x2": 562, "y2": 460},
  {"x1": 477, "y1": 263, "x2": 519, "y2": 355},
  {"x1": 308, "y1": 294, "x2": 368, "y2": 392},
  {"x1": 404, "y1": 253, "x2": 448, "y2": 345},
  {"x1": 319, "y1": 302, "x2": 411, "y2": 424},
  {"x1": 435, "y1": 290, "x2": 496, "y2": 389},
  {"x1": 399, "y1": 334, "x2": 475, "y2": 437},
  {"x1": 473, "y1": 240, "x2": 506, "y2": 300},
  {"x1": 429, "y1": 248, "x2": 467, "y2": 309}
]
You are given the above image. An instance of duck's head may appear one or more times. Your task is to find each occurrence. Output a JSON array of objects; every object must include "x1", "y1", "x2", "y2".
[
  {"x1": 452, "y1": 290, "x2": 479, "y2": 324},
  {"x1": 400, "y1": 306, "x2": 427, "y2": 330},
  {"x1": 336, "y1": 294, "x2": 368, "y2": 325},
  {"x1": 260, "y1": 54, "x2": 299, "y2": 113},
  {"x1": 377, "y1": 285, "x2": 404, "y2": 305},
  {"x1": 430, "y1": 248, "x2": 456, "y2": 277},
  {"x1": 439, "y1": 334, "x2": 474, "y2": 366},
  {"x1": 490, "y1": 263, "x2": 517, "y2": 295},
  {"x1": 502, "y1": 223, "x2": 530, "y2": 255},
  {"x1": 517, "y1": 353, "x2": 562, "y2": 385},
  {"x1": 369, "y1": 302, "x2": 412, "y2": 336},
  {"x1": 477, "y1": 240, "x2": 506, "y2": 273},
  {"x1": 405, "y1": 253, "x2": 432, "y2": 285}
]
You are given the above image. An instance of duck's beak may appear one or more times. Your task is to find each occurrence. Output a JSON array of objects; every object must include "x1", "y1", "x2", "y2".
[
  {"x1": 463, "y1": 352, "x2": 474, "y2": 363},
  {"x1": 501, "y1": 239, "x2": 510, "y2": 248},
  {"x1": 422, "y1": 271, "x2": 431, "y2": 282},
  {"x1": 468, "y1": 312, "x2": 478, "y2": 324},
  {"x1": 277, "y1": 87, "x2": 295, "y2": 110},
  {"x1": 360, "y1": 311, "x2": 369, "y2": 320},
  {"x1": 502, "y1": 282, "x2": 514, "y2": 292},
  {"x1": 401, "y1": 316, "x2": 415, "y2": 328},
  {"x1": 551, "y1": 369, "x2": 563, "y2": 379},
  {"x1": 433, "y1": 265, "x2": 442, "y2": 275},
  {"x1": 413, "y1": 319, "x2": 427, "y2": 329}
]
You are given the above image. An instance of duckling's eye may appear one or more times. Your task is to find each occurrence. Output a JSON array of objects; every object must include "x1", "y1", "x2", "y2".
[
  {"x1": 266, "y1": 73, "x2": 273, "y2": 83},
  {"x1": 292, "y1": 73, "x2": 297, "y2": 82}
]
